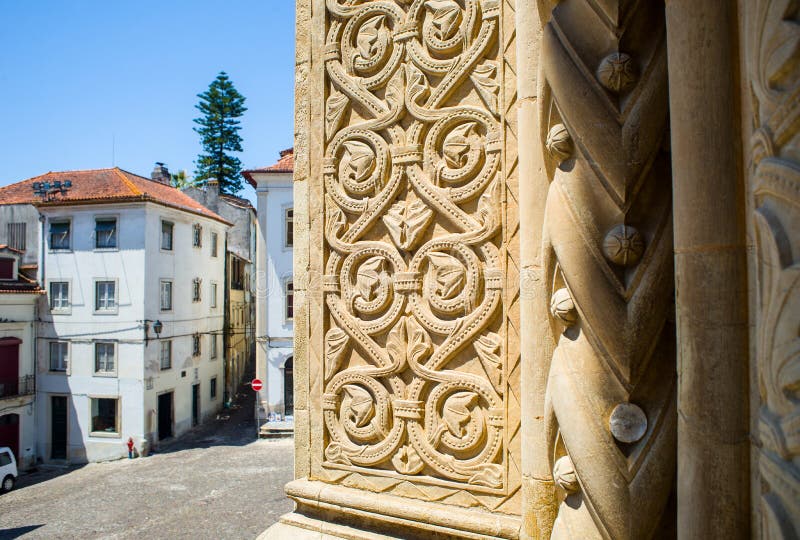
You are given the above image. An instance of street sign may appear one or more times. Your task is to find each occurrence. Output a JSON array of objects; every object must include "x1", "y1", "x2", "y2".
[{"x1": 251, "y1": 379, "x2": 263, "y2": 392}]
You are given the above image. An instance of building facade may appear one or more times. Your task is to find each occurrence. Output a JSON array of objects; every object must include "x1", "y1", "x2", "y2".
[
  {"x1": 0, "y1": 246, "x2": 41, "y2": 471},
  {"x1": 267, "y1": 1, "x2": 799, "y2": 538},
  {"x1": 243, "y1": 149, "x2": 294, "y2": 422},
  {"x1": 0, "y1": 168, "x2": 229, "y2": 463}
]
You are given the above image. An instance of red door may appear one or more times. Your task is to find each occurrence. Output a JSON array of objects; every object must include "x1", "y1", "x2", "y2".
[
  {"x1": 0, "y1": 337, "x2": 21, "y2": 398},
  {"x1": 0, "y1": 414, "x2": 19, "y2": 461}
]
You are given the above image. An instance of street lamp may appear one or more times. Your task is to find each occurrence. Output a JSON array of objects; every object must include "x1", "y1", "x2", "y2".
[{"x1": 142, "y1": 319, "x2": 163, "y2": 346}]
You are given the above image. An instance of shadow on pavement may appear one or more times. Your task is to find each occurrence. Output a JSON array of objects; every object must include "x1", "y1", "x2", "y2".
[
  {"x1": 14, "y1": 463, "x2": 86, "y2": 491},
  {"x1": 148, "y1": 381, "x2": 258, "y2": 456},
  {"x1": 0, "y1": 524, "x2": 45, "y2": 539}
]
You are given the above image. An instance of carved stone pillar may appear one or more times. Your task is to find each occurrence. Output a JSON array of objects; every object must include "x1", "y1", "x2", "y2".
[
  {"x1": 664, "y1": 2, "x2": 751, "y2": 538},
  {"x1": 268, "y1": 0, "x2": 523, "y2": 537},
  {"x1": 743, "y1": 1, "x2": 800, "y2": 537},
  {"x1": 537, "y1": 2, "x2": 676, "y2": 538}
]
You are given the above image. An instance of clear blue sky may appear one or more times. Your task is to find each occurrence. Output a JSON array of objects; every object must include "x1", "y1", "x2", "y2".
[{"x1": 0, "y1": 1, "x2": 296, "y2": 202}]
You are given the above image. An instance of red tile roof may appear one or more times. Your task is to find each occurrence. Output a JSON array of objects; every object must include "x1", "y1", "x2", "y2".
[
  {"x1": 242, "y1": 148, "x2": 294, "y2": 187},
  {"x1": 0, "y1": 168, "x2": 231, "y2": 225},
  {"x1": 0, "y1": 246, "x2": 43, "y2": 294}
]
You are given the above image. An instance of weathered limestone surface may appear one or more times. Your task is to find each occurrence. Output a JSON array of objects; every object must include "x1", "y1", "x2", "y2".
[{"x1": 266, "y1": 0, "x2": 800, "y2": 538}]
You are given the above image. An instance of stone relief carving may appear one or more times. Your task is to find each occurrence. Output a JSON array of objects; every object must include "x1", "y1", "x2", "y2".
[
  {"x1": 318, "y1": 0, "x2": 519, "y2": 513},
  {"x1": 538, "y1": 1, "x2": 676, "y2": 538},
  {"x1": 747, "y1": 1, "x2": 800, "y2": 537}
]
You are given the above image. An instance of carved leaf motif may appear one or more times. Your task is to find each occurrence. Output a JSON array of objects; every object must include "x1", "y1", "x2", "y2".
[
  {"x1": 443, "y1": 122, "x2": 478, "y2": 169},
  {"x1": 385, "y1": 67, "x2": 405, "y2": 112},
  {"x1": 406, "y1": 316, "x2": 432, "y2": 366},
  {"x1": 356, "y1": 15, "x2": 387, "y2": 61},
  {"x1": 470, "y1": 61, "x2": 500, "y2": 117},
  {"x1": 386, "y1": 317, "x2": 409, "y2": 371},
  {"x1": 324, "y1": 327, "x2": 349, "y2": 381},
  {"x1": 325, "y1": 441, "x2": 352, "y2": 465},
  {"x1": 391, "y1": 444, "x2": 424, "y2": 475},
  {"x1": 405, "y1": 64, "x2": 431, "y2": 107},
  {"x1": 325, "y1": 202, "x2": 346, "y2": 240},
  {"x1": 761, "y1": 0, "x2": 800, "y2": 91},
  {"x1": 425, "y1": 0, "x2": 462, "y2": 41},
  {"x1": 325, "y1": 89, "x2": 349, "y2": 141},
  {"x1": 477, "y1": 180, "x2": 500, "y2": 230},
  {"x1": 468, "y1": 464, "x2": 503, "y2": 488},
  {"x1": 343, "y1": 384, "x2": 375, "y2": 428},
  {"x1": 475, "y1": 333, "x2": 503, "y2": 394},
  {"x1": 342, "y1": 141, "x2": 376, "y2": 183},
  {"x1": 427, "y1": 252, "x2": 466, "y2": 300},
  {"x1": 443, "y1": 391, "x2": 479, "y2": 438},
  {"x1": 382, "y1": 198, "x2": 435, "y2": 250},
  {"x1": 354, "y1": 256, "x2": 386, "y2": 303}
]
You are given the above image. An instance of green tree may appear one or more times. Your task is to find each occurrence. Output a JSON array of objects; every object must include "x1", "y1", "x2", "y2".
[
  {"x1": 193, "y1": 71, "x2": 247, "y2": 194},
  {"x1": 170, "y1": 169, "x2": 194, "y2": 189}
]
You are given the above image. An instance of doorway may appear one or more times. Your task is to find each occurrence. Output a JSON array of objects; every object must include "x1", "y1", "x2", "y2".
[
  {"x1": 157, "y1": 392, "x2": 173, "y2": 440},
  {"x1": 191, "y1": 384, "x2": 200, "y2": 426},
  {"x1": 0, "y1": 414, "x2": 19, "y2": 462},
  {"x1": 284, "y1": 357, "x2": 294, "y2": 417},
  {"x1": 51, "y1": 396, "x2": 67, "y2": 460}
]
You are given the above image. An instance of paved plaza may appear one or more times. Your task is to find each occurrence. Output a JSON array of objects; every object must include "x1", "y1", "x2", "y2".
[{"x1": 0, "y1": 390, "x2": 294, "y2": 540}]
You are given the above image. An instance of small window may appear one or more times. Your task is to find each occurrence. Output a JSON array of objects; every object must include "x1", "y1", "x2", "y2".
[
  {"x1": 160, "y1": 340, "x2": 172, "y2": 370},
  {"x1": 192, "y1": 278, "x2": 202, "y2": 302},
  {"x1": 0, "y1": 451, "x2": 11, "y2": 466},
  {"x1": 285, "y1": 208, "x2": 294, "y2": 248},
  {"x1": 192, "y1": 224, "x2": 202, "y2": 247},
  {"x1": 160, "y1": 280, "x2": 173, "y2": 311},
  {"x1": 210, "y1": 282, "x2": 217, "y2": 308},
  {"x1": 95, "y1": 281, "x2": 116, "y2": 312},
  {"x1": 192, "y1": 334, "x2": 201, "y2": 356},
  {"x1": 94, "y1": 342, "x2": 116, "y2": 375},
  {"x1": 285, "y1": 280, "x2": 294, "y2": 321},
  {"x1": 0, "y1": 258, "x2": 13, "y2": 280},
  {"x1": 7, "y1": 223, "x2": 26, "y2": 251},
  {"x1": 49, "y1": 341, "x2": 69, "y2": 372},
  {"x1": 50, "y1": 221, "x2": 70, "y2": 250},
  {"x1": 210, "y1": 377, "x2": 217, "y2": 399},
  {"x1": 210, "y1": 334, "x2": 217, "y2": 359},
  {"x1": 211, "y1": 232, "x2": 218, "y2": 257},
  {"x1": 90, "y1": 398, "x2": 119, "y2": 435},
  {"x1": 50, "y1": 281, "x2": 70, "y2": 311},
  {"x1": 161, "y1": 220, "x2": 174, "y2": 251},
  {"x1": 95, "y1": 218, "x2": 118, "y2": 249}
]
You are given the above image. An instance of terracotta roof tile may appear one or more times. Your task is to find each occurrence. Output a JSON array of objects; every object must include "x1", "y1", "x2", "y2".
[
  {"x1": 242, "y1": 148, "x2": 294, "y2": 187},
  {"x1": 0, "y1": 168, "x2": 231, "y2": 225}
]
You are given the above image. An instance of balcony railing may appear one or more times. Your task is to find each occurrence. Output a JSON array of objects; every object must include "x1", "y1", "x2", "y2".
[{"x1": 0, "y1": 375, "x2": 35, "y2": 399}]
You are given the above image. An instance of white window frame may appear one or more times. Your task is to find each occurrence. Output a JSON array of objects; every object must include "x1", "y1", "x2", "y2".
[
  {"x1": 210, "y1": 281, "x2": 218, "y2": 309},
  {"x1": 49, "y1": 280, "x2": 71, "y2": 314},
  {"x1": 192, "y1": 224, "x2": 202, "y2": 248},
  {"x1": 160, "y1": 220, "x2": 174, "y2": 252},
  {"x1": 89, "y1": 396, "x2": 120, "y2": 438},
  {"x1": 94, "y1": 215, "x2": 119, "y2": 250},
  {"x1": 210, "y1": 377, "x2": 218, "y2": 400},
  {"x1": 160, "y1": 340, "x2": 172, "y2": 371},
  {"x1": 94, "y1": 279, "x2": 119, "y2": 314},
  {"x1": 210, "y1": 333, "x2": 218, "y2": 359},
  {"x1": 160, "y1": 280, "x2": 173, "y2": 312},
  {"x1": 49, "y1": 341, "x2": 69, "y2": 373},
  {"x1": 94, "y1": 341, "x2": 117, "y2": 376},
  {"x1": 192, "y1": 334, "x2": 201, "y2": 357},
  {"x1": 211, "y1": 232, "x2": 218, "y2": 257},
  {"x1": 49, "y1": 218, "x2": 72, "y2": 251},
  {"x1": 284, "y1": 206, "x2": 294, "y2": 249},
  {"x1": 285, "y1": 279, "x2": 294, "y2": 322}
]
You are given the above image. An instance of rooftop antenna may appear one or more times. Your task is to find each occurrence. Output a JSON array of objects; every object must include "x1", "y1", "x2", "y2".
[{"x1": 32, "y1": 179, "x2": 73, "y2": 202}]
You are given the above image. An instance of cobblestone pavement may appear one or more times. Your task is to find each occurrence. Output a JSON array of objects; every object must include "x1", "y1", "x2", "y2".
[{"x1": 0, "y1": 387, "x2": 294, "y2": 540}]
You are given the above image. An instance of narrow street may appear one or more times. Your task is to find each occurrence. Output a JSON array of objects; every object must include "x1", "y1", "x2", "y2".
[{"x1": 0, "y1": 384, "x2": 294, "y2": 540}]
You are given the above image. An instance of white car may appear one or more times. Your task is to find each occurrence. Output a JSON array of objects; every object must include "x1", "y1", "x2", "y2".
[{"x1": 0, "y1": 447, "x2": 18, "y2": 492}]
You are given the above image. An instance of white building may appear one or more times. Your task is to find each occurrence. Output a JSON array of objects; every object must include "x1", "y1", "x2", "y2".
[
  {"x1": 243, "y1": 149, "x2": 294, "y2": 423},
  {"x1": 0, "y1": 246, "x2": 41, "y2": 471},
  {"x1": 0, "y1": 168, "x2": 230, "y2": 463}
]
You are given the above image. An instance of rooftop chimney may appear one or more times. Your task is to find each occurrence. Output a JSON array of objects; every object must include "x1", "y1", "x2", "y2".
[{"x1": 151, "y1": 162, "x2": 171, "y2": 185}]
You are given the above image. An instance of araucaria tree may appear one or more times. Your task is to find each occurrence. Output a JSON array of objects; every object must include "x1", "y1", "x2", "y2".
[{"x1": 193, "y1": 71, "x2": 247, "y2": 194}]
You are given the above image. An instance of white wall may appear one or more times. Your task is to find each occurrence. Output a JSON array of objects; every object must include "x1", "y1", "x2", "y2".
[{"x1": 253, "y1": 172, "x2": 294, "y2": 415}]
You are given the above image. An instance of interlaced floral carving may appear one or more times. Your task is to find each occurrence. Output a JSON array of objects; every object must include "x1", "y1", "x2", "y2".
[{"x1": 320, "y1": 0, "x2": 507, "y2": 494}]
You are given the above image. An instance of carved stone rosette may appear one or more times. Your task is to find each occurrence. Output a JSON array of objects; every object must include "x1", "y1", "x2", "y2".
[
  {"x1": 747, "y1": 1, "x2": 800, "y2": 537},
  {"x1": 538, "y1": 2, "x2": 676, "y2": 538},
  {"x1": 315, "y1": 0, "x2": 519, "y2": 519}
]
